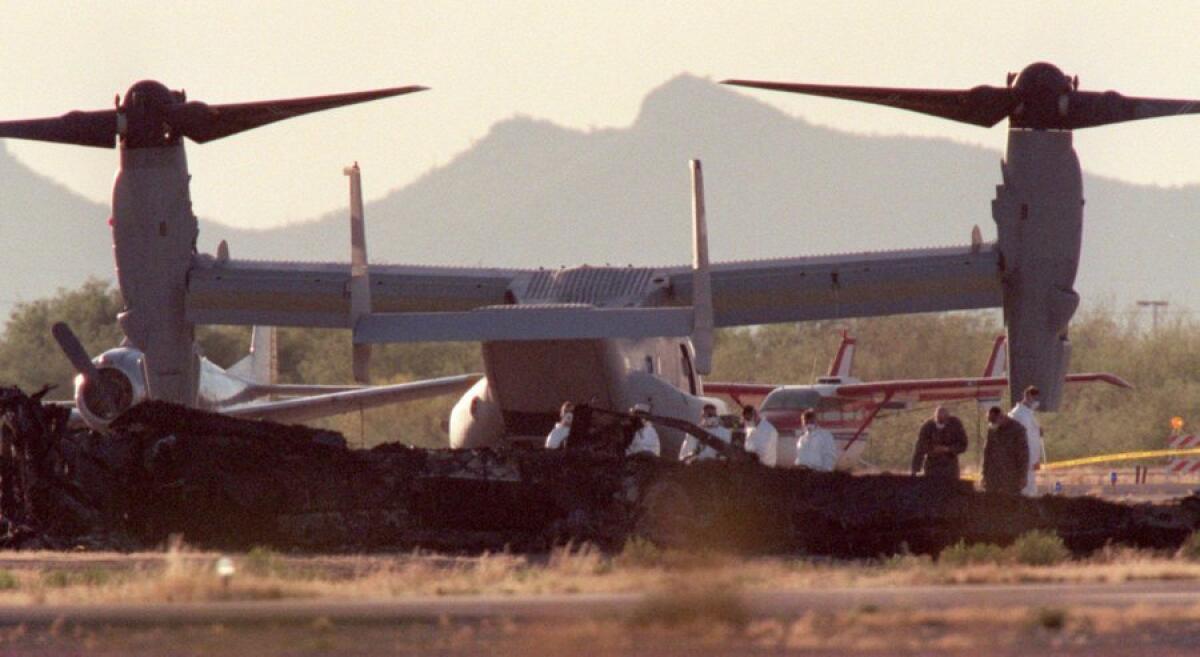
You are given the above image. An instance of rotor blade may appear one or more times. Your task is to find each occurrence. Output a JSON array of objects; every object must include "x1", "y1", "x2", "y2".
[
  {"x1": 168, "y1": 85, "x2": 428, "y2": 144},
  {"x1": 722, "y1": 80, "x2": 1018, "y2": 128},
  {"x1": 0, "y1": 110, "x2": 117, "y2": 148},
  {"x1": 1059, "y1": 91, "x2": 1200, "y2": 130},
  {"x1": 54, "y1": 321, "x2": 120, "y2": 417},
  {"x1": 51, "y1": 322, "x2": 101, "y2": 381}
]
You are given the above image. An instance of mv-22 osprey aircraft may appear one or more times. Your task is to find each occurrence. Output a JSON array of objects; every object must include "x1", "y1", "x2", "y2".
[{"x1": 0, "y1": 69, "x2": 1160, "y2": 454}]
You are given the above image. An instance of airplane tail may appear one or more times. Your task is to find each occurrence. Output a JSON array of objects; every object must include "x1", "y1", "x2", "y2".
[
  {"x1": 827, "y1": 332, "x2": 856, "y2": 378},
  {"x1": 227, "y1": 326, "x2": 278, "y2": 386},
  {"x1": 983, "y1": 335, "x2": 1008, "y2": 378}
]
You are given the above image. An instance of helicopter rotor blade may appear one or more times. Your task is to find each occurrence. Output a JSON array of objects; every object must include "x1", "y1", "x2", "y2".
[
  {"x1": 168, "y1": 85, "x2": 429, "y2": 144},
  {"x1": 0, "y1": 110, "x2": 118, "y2": 148},
  {"x1": 722, "y1": 80, "x2": 1018, "y2": 128}
]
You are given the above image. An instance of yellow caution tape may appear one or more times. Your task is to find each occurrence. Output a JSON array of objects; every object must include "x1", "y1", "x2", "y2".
[
  {"x1": 1041, "y1": 447, "x2": 1200, "y2": 471},
  {"x1": 955, "y1": 447, "x2": 1200, "y2": 481}
]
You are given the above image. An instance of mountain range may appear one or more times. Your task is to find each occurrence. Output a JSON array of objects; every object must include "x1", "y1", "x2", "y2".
[{"x1": 3, "y1": 74, "x2": 1198, "y2": 320}]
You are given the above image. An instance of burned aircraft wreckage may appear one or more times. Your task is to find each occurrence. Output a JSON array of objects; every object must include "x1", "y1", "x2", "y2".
[{"x1": 2, "y1": 387, "x2": 1198, "y2": 556}]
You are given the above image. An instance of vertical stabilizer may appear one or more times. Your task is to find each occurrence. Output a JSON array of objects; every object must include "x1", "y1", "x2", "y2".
[
  {"x1": 690, "y1": 160, "x2": 714, "y2": 376},
  {"x1": 346, "y1": 163, "x2": 373, "y2": 383},
  {"x1": 826, "y1": 332, "x2": 857, "y2": 378},
  {"x1": 983, "y1": 335, "x2": 1008, "y2": 378},
  {"x1": 228, "y1": 326, "x2": 278, "y2": 385}
]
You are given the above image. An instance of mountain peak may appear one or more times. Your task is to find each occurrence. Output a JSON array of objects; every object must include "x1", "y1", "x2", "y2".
[{"x1": 635, "y1": 73, "x2": 801, "y2": 130}]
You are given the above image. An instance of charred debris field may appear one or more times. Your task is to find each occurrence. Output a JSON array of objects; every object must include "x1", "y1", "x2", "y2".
[{"x1": 1, "y1": 386, "x2": 1198, "y2": 556}]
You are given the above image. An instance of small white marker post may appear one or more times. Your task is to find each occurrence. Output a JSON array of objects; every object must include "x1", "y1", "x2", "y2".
[{"x1": 216, "y1": 556, "x2": 235, "y2": 591}]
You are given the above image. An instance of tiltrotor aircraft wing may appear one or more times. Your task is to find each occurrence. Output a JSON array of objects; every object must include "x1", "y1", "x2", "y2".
[{"x1": 723, "y1": 62, "x2": 1200, "y2": 409}]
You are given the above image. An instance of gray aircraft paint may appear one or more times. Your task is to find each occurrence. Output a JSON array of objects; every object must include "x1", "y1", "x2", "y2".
[
  {"x1": 0, "y1": 82, "x2": 486, "y2": 431},
  {"x1": 112, "y1": 146, "x2": 199, "y2": 406},
  {"x1": 455, "y1": 337, "x2": 706, "y2": 453},
  {"x1": 993, "y1": 130, "x2": 1082, "y2": 409},
  {"x1": 4, "y1": 79, "x2": 1053, "y2": 450},
  {"x1": 721, "y1": 62, "x2": 1200, "y2": 410}
]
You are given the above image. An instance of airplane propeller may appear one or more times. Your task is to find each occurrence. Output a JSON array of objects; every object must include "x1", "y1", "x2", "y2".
[
  {"x1": 50, "y1": 322, "x2": 114, "y2": 416},
  {"x1": 0, "y1": 81, "x2": 427, "y2": 149},
  {"x1": 724, "y1": 62, "x2": 1200, "y2": 130}
]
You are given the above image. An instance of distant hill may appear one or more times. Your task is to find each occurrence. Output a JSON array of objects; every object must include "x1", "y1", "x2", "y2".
[{"x1": 4, "y1": 74, "x2": 1199, "y2": 318}]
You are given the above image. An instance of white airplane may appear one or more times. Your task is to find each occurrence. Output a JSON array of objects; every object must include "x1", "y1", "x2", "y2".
[
  {"x1": 707, "y1": 333, "x2": 1130, "y2": 468},
  {"x1": 53, "y1": 319, "x2": 476, "y2": 427}
]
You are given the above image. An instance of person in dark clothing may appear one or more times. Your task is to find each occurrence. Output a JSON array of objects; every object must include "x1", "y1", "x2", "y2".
[
  {"x1": 565, "y1": 395, "x2": 601, "y2": 450},
  {"x1": 910, "y1": 406, "x2": 969, "y2": 479},
  {"x1": 982, "y1": 405, "x2": 1030, "y2": 495}
]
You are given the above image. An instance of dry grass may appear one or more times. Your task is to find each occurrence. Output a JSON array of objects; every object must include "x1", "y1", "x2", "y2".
[{"x1": 0, "y1": 538, "x2": 1198, "y2": 605}]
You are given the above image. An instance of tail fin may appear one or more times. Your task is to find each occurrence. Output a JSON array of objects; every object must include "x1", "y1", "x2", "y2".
[
  {"x1": 827, "y1": 332, "x2": 856, "y2": 378},
  {"x1": 346, "y1": 162, "x2": 373, "y2": 384},
  {"x1": 983, "y1": 335, "x2": 1007, "y2": 378},
  {"x1": 690, "y1": 159, "x2": 714, "y2": 376},
  {"x1": 228, "y1": 326, "x2": 278, "y2": 385}
]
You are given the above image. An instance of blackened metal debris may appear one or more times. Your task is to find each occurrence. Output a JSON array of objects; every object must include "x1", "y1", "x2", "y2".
[{"x1": 2, "y1": 386, "x2": 1199, "y2": 556}]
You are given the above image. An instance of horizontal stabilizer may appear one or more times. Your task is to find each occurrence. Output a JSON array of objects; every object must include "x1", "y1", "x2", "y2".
[
  {"x1": 354, "y1": 306, "x2": 694, "y2": 344},
  {"x1": 224, "y1": 373, "x2": 481, "y2": 424}
]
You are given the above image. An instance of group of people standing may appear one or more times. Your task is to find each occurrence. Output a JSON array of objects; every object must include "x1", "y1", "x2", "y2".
[
  {"x1": 673, "y1": 402, "x2": 838, "y2": 470},
  {"x1": 544, "y1": 399, "x2": 839, "y2": 471},
  {"x1": 545, "y1": 385, "x2": 1044, "y2": 494},
  {"x1": 677, "y1": 403, "x2": 832, "y2": 468},
  {"x1": 911, "y1": 385, "x2": 1044, "y2": 496},
  {"x1": 544, "y1": 400, "x2": 661, "y2": 457}
]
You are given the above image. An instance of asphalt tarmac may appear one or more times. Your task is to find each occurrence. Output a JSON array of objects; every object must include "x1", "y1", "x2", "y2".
[{"x1": 0, "y1": 581, "x2": 1195, "y2": 627}]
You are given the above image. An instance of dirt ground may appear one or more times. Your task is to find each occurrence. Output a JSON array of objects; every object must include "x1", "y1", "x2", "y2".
[
  {"x1": 0, "y1": 604, "x2": 1198, "y2": 656},
  {"x1": 0, "y1": 547, "x2": 1195, "y2": 655}
]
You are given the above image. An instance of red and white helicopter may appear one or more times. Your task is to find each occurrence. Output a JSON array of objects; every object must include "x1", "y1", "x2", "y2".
[{"x1": 705, "y1": 334, "x2": 1131, "y2": 469}]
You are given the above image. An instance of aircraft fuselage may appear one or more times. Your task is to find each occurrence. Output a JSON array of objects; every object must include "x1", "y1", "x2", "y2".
[{"x1": 449, "y1": 337, "x2": 709, "y2": 455}]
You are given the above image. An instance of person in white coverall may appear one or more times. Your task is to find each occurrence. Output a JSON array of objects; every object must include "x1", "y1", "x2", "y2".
[
  {"x1": 626, "y1": 403, "x2": 660, "y2": 457},
  {"x1": 1008, "y1": 385, "x2": 1044, "y2": 496},
  {"x1": 679, "y1": 403, "x2": 731, "y2": 462},
  {"x1": 742, "y1": 405, "x2": 778, "y2": 467},
  {"x1": 544, "y1": 402, "x2": 574, "y2": 449},
  {"x1": 795, "y1": 408, "x2": 837, "y2": 471}
]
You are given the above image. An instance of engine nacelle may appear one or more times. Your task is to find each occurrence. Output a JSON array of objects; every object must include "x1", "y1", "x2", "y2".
[
  {"x1": 73, "y1": 347, "x2": 149, "y2": 432},
  {"x1": 993, "y1": 129, "x2": 1083, "y2": 410},
  {"x1": 448, "y1": 378, "x2": 504, "y2": 448}
]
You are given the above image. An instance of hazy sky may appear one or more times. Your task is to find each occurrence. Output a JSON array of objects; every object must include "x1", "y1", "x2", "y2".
[{"x1": 3, "y1": 1, "x2": 1200, "y2": 231}]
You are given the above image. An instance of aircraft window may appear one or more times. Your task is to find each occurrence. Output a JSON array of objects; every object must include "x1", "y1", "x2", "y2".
[
  {"x1": 679, "y1": 344, "x2": 697, "y2": 395},
  {"x1": 762, "y1": 389, "x2": 822, "y2": 411}
]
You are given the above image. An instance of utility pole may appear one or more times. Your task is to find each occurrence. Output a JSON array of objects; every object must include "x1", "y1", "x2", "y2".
[{"x1": 1137, "y1": 300, "x2": 1169, "y2": 332}]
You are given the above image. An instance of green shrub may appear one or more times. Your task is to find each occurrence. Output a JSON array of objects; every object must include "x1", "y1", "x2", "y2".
[
  {"x1": 938, "y1": 540, "x2": 1008, "y2": 566},
  {"x1": 0, "y1": 570, "x2": 18, "y2": 591},
  {"x1": 40, "y1": 567, "x2": 111, "y2": 588},
  {"x1": 244, "y1": 546, "x2": 284, "y2": 577},
  {"x1": 41, "y1": 571, "x2": 72, "y2": 588},
  {"x1": 1010, "y1": 530, "x2": 1070, "y2": 566}
]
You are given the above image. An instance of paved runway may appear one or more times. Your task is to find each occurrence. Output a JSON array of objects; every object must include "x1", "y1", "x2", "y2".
[{"x1": 0, "y1": 581, "x2": 1195, "y2": 626}]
